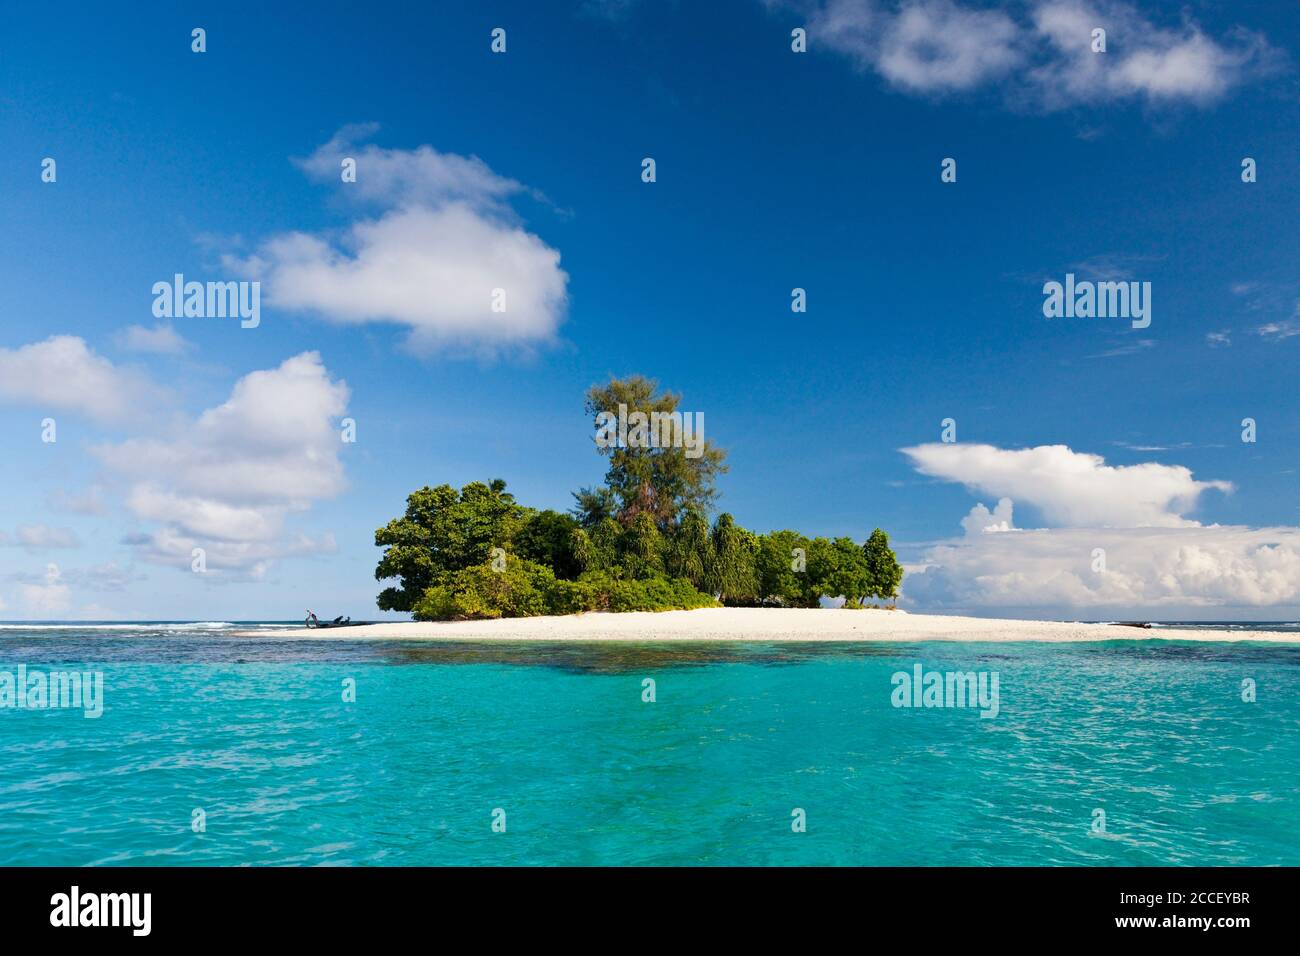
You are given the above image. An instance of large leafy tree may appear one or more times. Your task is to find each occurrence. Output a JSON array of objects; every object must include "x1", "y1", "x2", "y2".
[
  {"x1": 864, "y1": 528, "x2": 904, "y2": 603},
  {"x1": 374, "y1": 479, "x2": 527, "y2": 612},
  {"x1": 804, "y1": 538, "x2": 840, "y2": 606},
  {"x1": 575, "y1": 375, "x2": 728, "y2": 529},
  {"x1": 826, "y1": 537, "x2": 873, "y2": 607},
  {"x1": 756, "y1": 530, "x2": 817, "y2": 607}
]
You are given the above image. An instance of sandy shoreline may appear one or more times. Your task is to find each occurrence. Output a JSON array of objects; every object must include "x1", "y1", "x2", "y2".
[{"x1": 237, "y1": 608, "x2": 1299, "y2": 643}]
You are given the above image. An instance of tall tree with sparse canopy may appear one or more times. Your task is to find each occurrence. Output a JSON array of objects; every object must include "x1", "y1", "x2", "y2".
[{"x1": 575, "y1": 375, "x2": 728, "y2": 530}]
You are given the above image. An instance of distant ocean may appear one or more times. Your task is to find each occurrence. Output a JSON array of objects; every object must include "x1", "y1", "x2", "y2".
[{"x1": 1, "y1": 621, "x2": 1297, "y2": 866}]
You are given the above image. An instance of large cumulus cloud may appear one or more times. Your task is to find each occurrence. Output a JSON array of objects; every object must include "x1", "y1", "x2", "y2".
[{"x1": 900, "y1": 443, "x2": 1300, "y2": 614}]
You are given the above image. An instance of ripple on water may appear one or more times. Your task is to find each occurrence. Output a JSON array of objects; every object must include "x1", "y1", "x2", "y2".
[{"x1": 1, "y1": 630, "x2": 1297, "y2": 865}]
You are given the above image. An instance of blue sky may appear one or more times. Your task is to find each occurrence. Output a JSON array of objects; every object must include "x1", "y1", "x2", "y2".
[{"x1": 1, "y1": 0, "x2": 1298, "y2": 620}]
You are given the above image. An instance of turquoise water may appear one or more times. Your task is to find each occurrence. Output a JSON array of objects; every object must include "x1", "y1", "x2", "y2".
[{"x1": 1, "y1": 624, "x2": 1297, "y2": 865}]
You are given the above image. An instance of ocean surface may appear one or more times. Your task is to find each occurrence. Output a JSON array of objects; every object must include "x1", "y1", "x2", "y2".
[{"x1": 1, "y1": 621, "x2": 1297, "y2": 866}]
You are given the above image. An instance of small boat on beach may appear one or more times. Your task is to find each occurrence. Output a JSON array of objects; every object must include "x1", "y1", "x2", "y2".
[{"x1": 303, "y1": 611, "x2": 373, "y2": 629}]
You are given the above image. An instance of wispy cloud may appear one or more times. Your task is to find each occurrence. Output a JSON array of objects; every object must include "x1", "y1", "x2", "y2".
[
  {"x1": 116, "y1": 322, "x2": 192, "y2": 355},
  {"x1": 771, "y1": 0, "x2": 1279, "y2": 110},
  {"x1": 1068, "y1": 252, "x2": 1163, "y2": 283},
  {"x1": 1086, "y1": 337, "x2": 1155, "y2": 359},
  {"x1": 0, "y1": 525, "x2": 82, "y2": 551},
  {"x1": 1258, "y1": 318, "x2": 1300, "y2": 340}
]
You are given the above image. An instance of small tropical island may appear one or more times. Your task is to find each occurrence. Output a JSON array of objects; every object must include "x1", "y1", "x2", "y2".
[
  {"x1": 263, "y1": 375, "x2": 1293, "y2": 644},
  {"x1": 371, "y1": 375, "x2": 904, "y2": 621}
]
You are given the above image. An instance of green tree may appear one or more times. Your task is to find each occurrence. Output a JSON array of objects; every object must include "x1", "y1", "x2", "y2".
[
  {"x1": 514, "y1": 509, "x2": 582, "y2": 580},
  {"x1": 588, "y1": 517, "x2": 623, "y2": 572},
  {"x1": 710, "y1": 513, "x2": 759, "y2": 604},
  {"x1": 413, "y1": 556, "x2": 555, "y2": 621},
  {"x1": 756, "y1": 530, "x2": 816, "y2": 607},
  {"x1": 804, "y1": 537, "x2": 838, "y2": 606},
  {"x1": 618, "y1": 512, "x2": 667, "y2": 579},
  {"x1": 569, "y1": 527, "x2": 595, "y2": 573},
  {"x1": 576, "y1": 375, "x2": 728, "y2": 529},
  {"x1": 374, "y1": 479, "x2": 526, "y2": 612},
  {"x1": 571, "y1": 486, "x2": 617, "y2": 527},
  {"x1": 666, "y1": 509, "x2": 715, "y2": 592},
  {"x1": 863, "y1": 528, "x2": 904, "y2": 604},
  {"x1": 827, "y1": 536, "x2": 873, "y2": 607}
]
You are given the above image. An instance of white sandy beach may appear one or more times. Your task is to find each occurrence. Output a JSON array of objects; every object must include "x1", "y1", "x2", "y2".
[{"x1": 241, "y1": 608, "x2": 1299, "y2": 643}]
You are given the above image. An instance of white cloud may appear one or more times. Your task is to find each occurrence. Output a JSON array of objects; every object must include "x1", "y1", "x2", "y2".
[
  {"x1": 903, "y1": 443, "x2": 1231, "y2": 528},
  {"x1": 48, "y1": 486, "x2": 110, "y2": 516},
  {"x1": 876, "y1": 1, "x2": 1021, "y2": 93},
  {"x1": 0, "y1": 336, "x2": 166, "y2": 425},
  {"x1": 788, "y1": 0, "x2": 1276, "y2": 108},
  {"x1": 1027, "y1": 1, "x2": 1270, "y2": 106},
  {"x1": 906, "y1": 524, "x2": 1300, "y2": 611},
  {"x1": 227, "y1": 127, "x2": 569, "y2": 354},
  {"x1": 1, "y1": 525, "x2": 82, "y2": 550},
  {"x1": 21, "y1": 563, "x2": 71, "y2": 617},
  {"x1": 119, "y1": 527, "x2": 336, "y2": 582},
  {"x1": 1086, "y1": 337, "x2": 1155, "y2": 359},
  {"x1": 901, "y1": 443, "x2": 1300, "y2": 613},
  {"x1": 292, "y1": 124, "x2": 534, "y2": 212},
  {"x1": 116, "y1": 322, "x2": 191, "y2": 355},
  {"x1": 805, "y1": 0, "x2": 1020, "y2": 90},
  {"x1": 1258, "y1": 318, "x2": 1300, "y2": 340},
  {"x1": 960, "y1": 497, "x2": 1015, "y2": 535},
  {"x1": 62, "y1": 562, "x2": 138, "y2": 592},
  {"x1": 96, "y1": 352, "x2": 348, "y2": 576}
]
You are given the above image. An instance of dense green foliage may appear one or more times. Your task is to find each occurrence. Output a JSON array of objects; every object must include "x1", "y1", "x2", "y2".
[
  {"x1": 513, "y1": 509, "x2": 583, "y2": 579},
  {"x1": 547, "y1": 571, "x2": 718, "y2": 616},
  {"x1": 413, "y1": 557, "x2": 556, "y2": 621},
  {"x1": 379, "y1": 480, "x2": 905, "y2": 620},
  {"x1": 375, "y1": 375, "x2": 903, "y2": 620},
  {"x1": 863, "y1": 528, "x2": 905, "y2": 602},
  {"x1": 374, "y1": 479, "x2": 529, "y2": 612}
]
